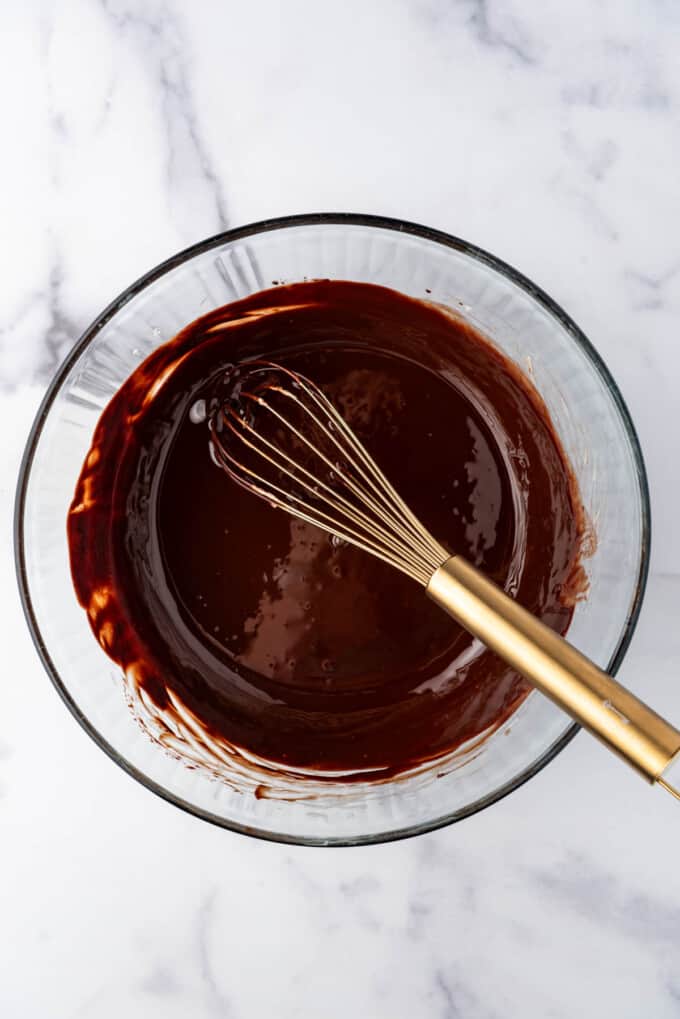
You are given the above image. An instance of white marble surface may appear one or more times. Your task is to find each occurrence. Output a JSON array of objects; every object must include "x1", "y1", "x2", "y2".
[{"x1": 2, "y1": 1, "x2": 680, "y2": 1015}]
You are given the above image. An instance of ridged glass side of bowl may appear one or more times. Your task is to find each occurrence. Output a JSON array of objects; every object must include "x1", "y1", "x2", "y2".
[{"x1": 16, "y1": 215, "x2": 649, "y2": 845}]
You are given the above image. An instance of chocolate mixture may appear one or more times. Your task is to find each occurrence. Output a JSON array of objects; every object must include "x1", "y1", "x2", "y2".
[{"x1": 68, "y1": 281, "x2": 586, "y2": 780}]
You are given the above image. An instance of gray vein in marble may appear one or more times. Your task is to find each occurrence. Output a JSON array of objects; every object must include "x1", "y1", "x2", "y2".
[
  {"x1": 0, "y1": 295, "x2": 41, "y2": 355},
  {"x1": 562, "y1": 73, "x2": 671, "y2": 112},
  {"x1": 196, "y1": 891, "x2": 231, "y2": 1016},
  {"x1": 667, "y1": 976, "x2": 680, "y2": 1003},
  {"x1": 140, "y1": 963, "x2": 181, "y2": 997},
  {"x1": 559, "y1": 32, "x2": 674, "y2": 113},
  {"x1": 415, "y1": 0, "x2": 535, "y2": 66},
  {"x1": 339, "y1": 874, "x2": 383, "y2": 932},
  {"x1": 406, "y1": 898, "x2": 432, "y2": 941},
  {"x1": 42, "y1": 10, "x2": 70, "y2": 193},
  {"x1": 625, "y1": 263, "x2": 680, "y2": 312},
  {"x1": 99, "y1": 0, "x2": 228, "y2": 232},
  {"x1": 467, "y1": 0, "x2": 536, "y2": 66},
  {"x1": 72, "y1": 986, "x2": 108, "y2": 1018},
  {"x1": 550, "y1": 176, "x2": 619, "y2": 242},
  {"x1": 338, "y1": 874, "x2": 381, "y2": 897},
  {"x1": 284, "y1": 854, "x2": 325, "y2": 900},
  {"x1": 406, "y1": 839, "x2": 478, "y2": 945},
  {"x1": 434, "y1": 969, "x2": 458, "y2": 1018},
  {"x1": 5, "y1": 12, "x2": 87, "y2": 385},
  {"x1": 562, "y1": 132, "x2": 619, "y2": 182},
  {"x1": 531, "y1": 852, "x2": 680, "y2": 945},
  {"x1": 284, "y1": 856, "x2": 340, "y2": 934},
  {"x1": 42, "y1": 240, "x2": 84, "y2": 383},
  {"x1": 95, "y1": 74, "x2": 117, "y2": 134},
  {"x1": 0, "y1": 260, "x2": 83, "y2": 389},
  {"x1": 433, "y1": 967, "x2": 498, "y2": 1019}
]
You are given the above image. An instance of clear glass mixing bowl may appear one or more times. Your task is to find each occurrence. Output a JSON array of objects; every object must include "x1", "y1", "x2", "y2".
[{"x1": 15, "y1": 214, "x2": 650, "y2": 845}]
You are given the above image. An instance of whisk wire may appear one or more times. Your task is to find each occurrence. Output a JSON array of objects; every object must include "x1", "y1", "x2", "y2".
[
  {"x1": 209, "y1": 362, "x2": 448, "y2": 585},
  {"x1": 240, "y1": 388, "x2": 441, "y2": 576},
  {"x1": 287, "y1": 374, "x2": 447, "y2": 569},
  {"x1": 213, "y1": 406, "x2": 431, "y2": 582}
]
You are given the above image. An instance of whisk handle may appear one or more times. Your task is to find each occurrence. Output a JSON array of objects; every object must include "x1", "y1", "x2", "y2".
[{"x1": 427, "y1": 555, "x2": 680, "y2": 784}]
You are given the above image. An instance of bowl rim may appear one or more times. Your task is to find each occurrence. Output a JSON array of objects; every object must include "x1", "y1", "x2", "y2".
[{"x1": 14, "y1": 212, "x2": 651, "y2": 846}]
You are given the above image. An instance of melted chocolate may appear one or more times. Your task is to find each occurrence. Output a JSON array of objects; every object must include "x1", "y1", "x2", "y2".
[{"x1": 68, "y1": 281, "x2": 586, "y2": 780}]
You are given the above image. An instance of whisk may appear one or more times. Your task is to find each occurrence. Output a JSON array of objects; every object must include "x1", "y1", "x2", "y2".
[{"x1": 209, "y1": 360, "x2": 680, "y2": 799}]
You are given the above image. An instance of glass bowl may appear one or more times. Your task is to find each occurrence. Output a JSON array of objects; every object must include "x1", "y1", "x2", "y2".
[{"x1": 15, "y1": 214, "x2": 650, "y2": 845}]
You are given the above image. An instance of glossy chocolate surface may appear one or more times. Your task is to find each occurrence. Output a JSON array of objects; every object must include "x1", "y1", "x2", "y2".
[{"x1": 68, "y1": 282, "x2": 586, "y2": 779}]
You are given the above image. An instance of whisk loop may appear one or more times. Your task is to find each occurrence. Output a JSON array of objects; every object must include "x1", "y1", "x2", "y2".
[{"x1": 209, "y1": 361, "x2": 448, "y2": 586}]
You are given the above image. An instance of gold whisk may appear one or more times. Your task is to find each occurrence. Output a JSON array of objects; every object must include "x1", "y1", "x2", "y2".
[{"x1": 209, "y1": 360, "x2": 680, "y2": 799}]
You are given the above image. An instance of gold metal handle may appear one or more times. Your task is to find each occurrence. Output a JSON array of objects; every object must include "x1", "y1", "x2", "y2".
[{"x1": 427, "y1": 555, "x2": 680, "y2": 783}]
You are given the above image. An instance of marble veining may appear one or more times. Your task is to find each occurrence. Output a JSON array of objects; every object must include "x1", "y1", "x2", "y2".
[
  {"x1": 98, "y1": 0, "x2": 230, "y2": 234},
  {"x1": 2, "y1": 1, "x2": 680, "y2": 1016}
]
